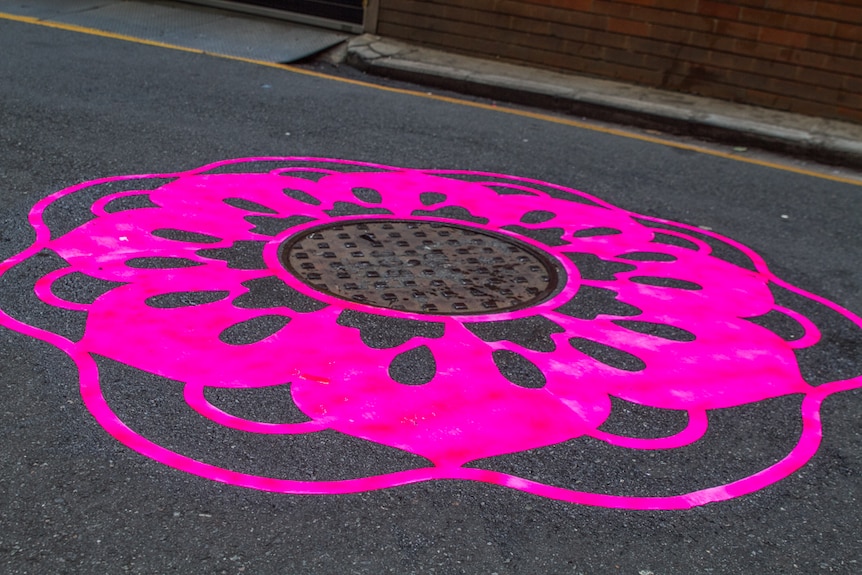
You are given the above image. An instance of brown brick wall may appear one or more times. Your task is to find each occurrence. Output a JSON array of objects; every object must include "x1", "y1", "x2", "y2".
[{"x1": 375, "y1": 0, "x2": 862, "y2": 123}]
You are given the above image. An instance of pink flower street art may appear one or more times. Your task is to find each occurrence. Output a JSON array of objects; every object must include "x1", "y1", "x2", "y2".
[{"x1": 1, "y1": 157, "x2": 859, "y2": 509}]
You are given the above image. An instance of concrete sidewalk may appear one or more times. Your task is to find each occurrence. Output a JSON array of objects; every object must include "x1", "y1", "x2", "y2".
[{"x1": 346, "y1": 34, "x2": 862, "y2": 169}]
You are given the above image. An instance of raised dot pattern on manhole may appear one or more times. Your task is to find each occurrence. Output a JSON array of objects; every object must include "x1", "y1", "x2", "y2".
[{"x1": 282, "y1": 220, "x2": 559, "y2": 314}]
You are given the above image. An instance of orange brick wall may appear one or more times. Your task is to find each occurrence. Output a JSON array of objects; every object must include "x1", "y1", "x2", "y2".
[{"x1": 375, "y1": 0, "x2": 862, "y2": 123}]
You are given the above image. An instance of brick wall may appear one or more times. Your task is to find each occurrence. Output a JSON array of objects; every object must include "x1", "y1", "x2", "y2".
[{"x1": 375, "y1": 0, "x2": 862, "y2": 123}]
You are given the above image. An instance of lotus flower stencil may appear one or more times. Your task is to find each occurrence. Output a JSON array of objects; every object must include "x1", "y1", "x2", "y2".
[{"x1": 1, "y1": 157, "x2": 859, "y2": 509}]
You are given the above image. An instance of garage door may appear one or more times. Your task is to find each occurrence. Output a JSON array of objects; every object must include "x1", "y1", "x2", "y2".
[
  {"x1": 230, "y1": 0, "x2": 363, "y2": 25},
  {"x1": 182, "y1": 0, "x2": 365, "y2": 31}
]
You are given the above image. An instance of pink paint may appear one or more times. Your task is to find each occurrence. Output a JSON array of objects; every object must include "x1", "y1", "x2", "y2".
[{"x1": 0, "y1": 156, "x2": 859, "y2": 509}]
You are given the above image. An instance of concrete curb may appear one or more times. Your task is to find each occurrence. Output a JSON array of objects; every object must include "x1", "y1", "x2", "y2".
[{"x1": 347, "y1": 34, "x2": 862, "y2": 169}]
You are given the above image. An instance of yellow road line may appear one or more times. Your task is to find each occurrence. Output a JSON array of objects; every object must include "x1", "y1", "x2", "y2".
[{"x1": 3, "y1": 10, "x2": 861, "y2": 187}]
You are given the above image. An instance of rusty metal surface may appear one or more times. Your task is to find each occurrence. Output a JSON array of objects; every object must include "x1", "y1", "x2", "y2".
[{"x1": 281, "y1": 219, "x2": 561, "y2": 314}]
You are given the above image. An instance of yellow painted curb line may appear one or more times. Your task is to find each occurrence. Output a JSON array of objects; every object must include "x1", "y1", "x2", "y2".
[{"x1": 2, "y1": 11, "x2": 860, "y2": 187}]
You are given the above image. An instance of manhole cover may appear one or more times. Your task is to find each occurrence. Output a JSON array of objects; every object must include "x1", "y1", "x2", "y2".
[{"x1": 280, "y1": 219, "x2": 562, "y2": 314}]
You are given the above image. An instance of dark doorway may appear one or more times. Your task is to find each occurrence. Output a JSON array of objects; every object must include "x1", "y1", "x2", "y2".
[{"x1": 227, "y1": 0, "x2": 363, "y2": 25}]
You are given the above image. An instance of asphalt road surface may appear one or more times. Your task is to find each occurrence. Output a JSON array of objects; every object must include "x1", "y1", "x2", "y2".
[{"x1": 1, "y1": 12, "x2": 861, "y2": 575}]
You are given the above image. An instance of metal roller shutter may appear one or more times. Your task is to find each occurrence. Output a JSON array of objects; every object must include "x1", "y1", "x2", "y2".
[{"x1": 181, "y1": 0, "x2": 365, "y2": 32}]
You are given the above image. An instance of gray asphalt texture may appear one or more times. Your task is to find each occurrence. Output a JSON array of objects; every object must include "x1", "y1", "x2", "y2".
[{"x1": 1, "y1": 16, "x2": 861, "y2": 575}]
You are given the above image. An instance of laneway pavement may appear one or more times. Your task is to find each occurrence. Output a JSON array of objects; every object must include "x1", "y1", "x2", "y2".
[{"x1": 1, "y1": 4, "x2": 861, "y2": 574}]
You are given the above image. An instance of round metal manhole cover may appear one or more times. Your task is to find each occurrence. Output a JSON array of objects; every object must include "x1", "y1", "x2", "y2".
[{"x1": 280, "y1": 219, "x2": 562, "y2": 315}]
